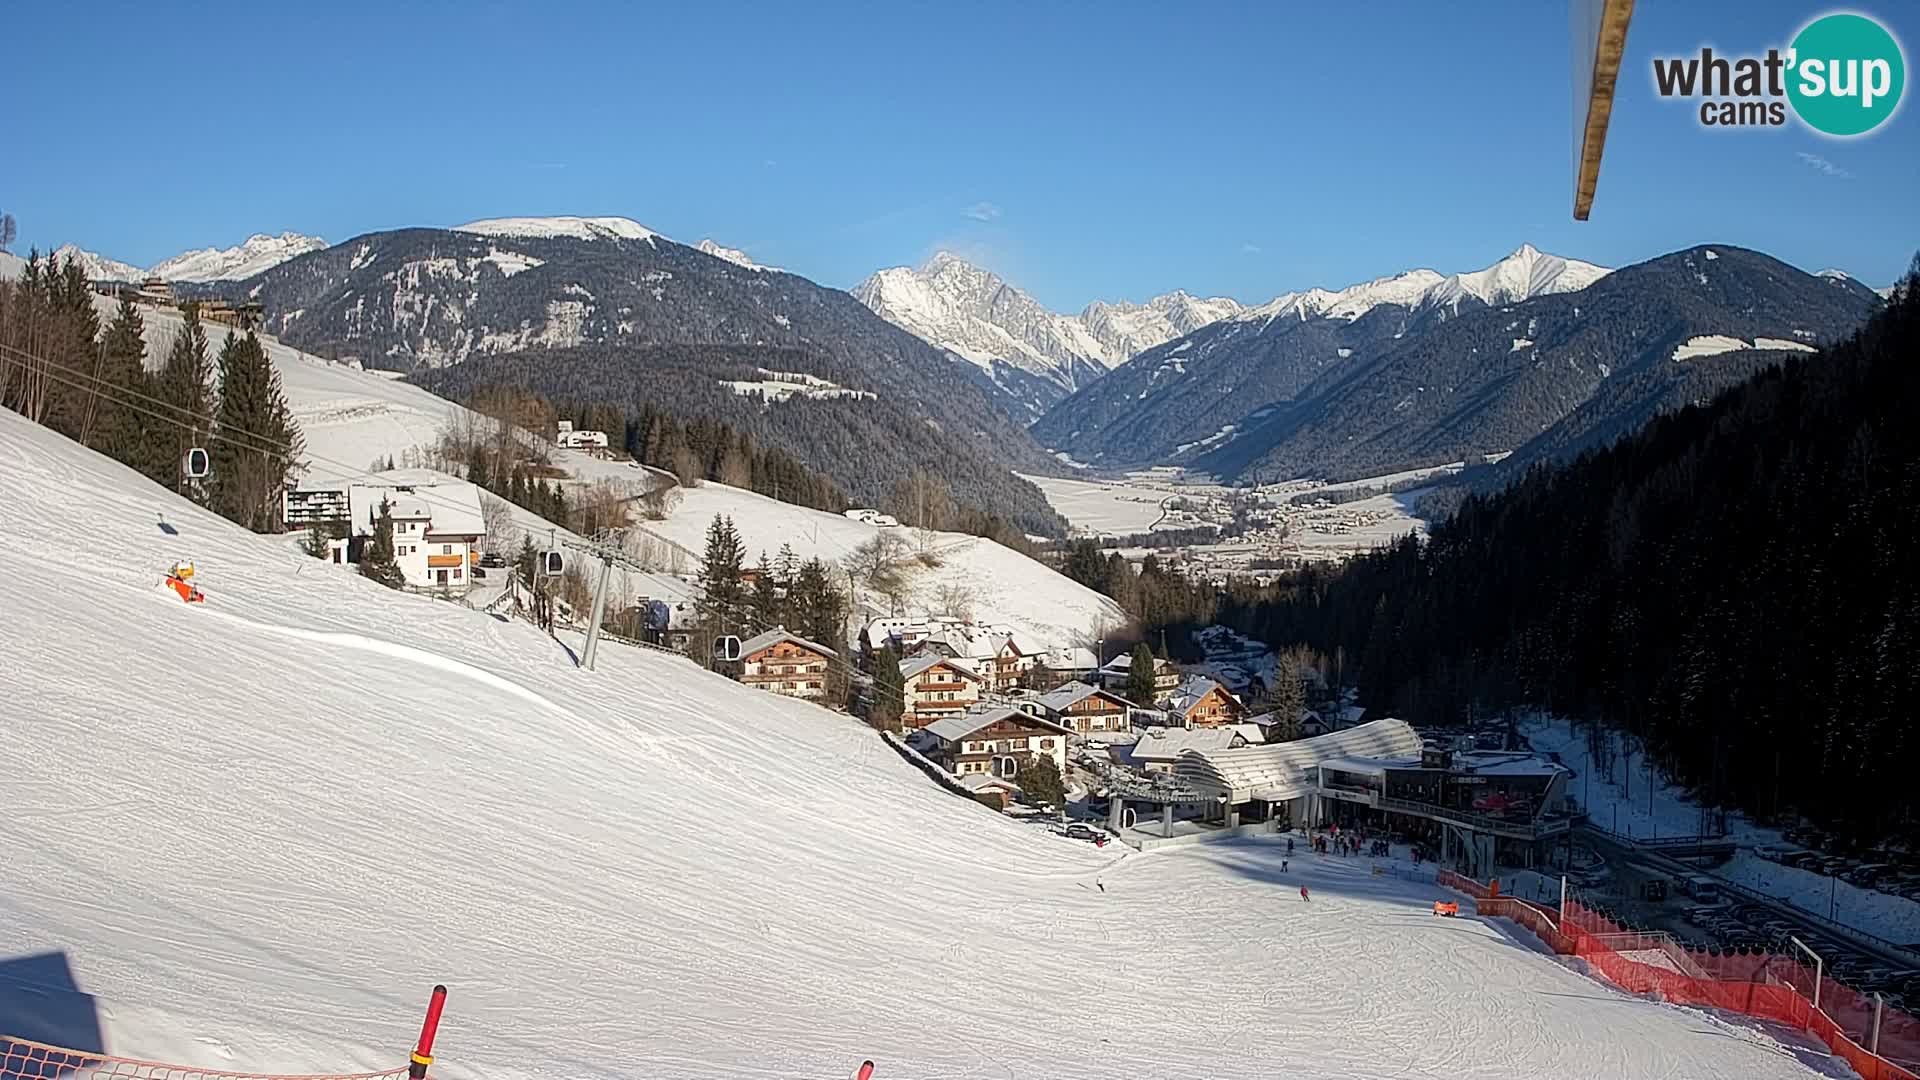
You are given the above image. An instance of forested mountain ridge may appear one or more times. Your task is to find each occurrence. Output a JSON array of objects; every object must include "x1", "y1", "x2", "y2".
[
  {"x1": 200, "y1": 222, "x2": 1067, "y2": 535},
  {"x1": 411, "y1": 343, "x2": 1065, "y2": 537},
  {"x1": 1030, "y1": 244, "x2": 1610, "y2": 470},
  {"x1": 1232, "y1": 259, "x2": 1920, "y2": 835},
  {"x1": 1036, "y1": 245, "x2": 1881, "y2": 486}
]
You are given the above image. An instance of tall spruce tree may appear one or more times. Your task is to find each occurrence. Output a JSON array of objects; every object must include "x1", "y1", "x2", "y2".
[
  {"x1": 696, "y1": 513, "x2": 747, "y2": 633},
  {"x1": 91, "y1": 296, "x2": 164, "y2": 482},
  {"x1": 208, "y1": 331, "x2": 302, "y2": 532},
  {"x1": 789, "y1": 557, "x2": 845, "y2": 654},
  {"x1": 871, "y1": 644, "x2": 906, "y2": 732},
  {"x1": 157, "y1": 303, "x2": 215, "y2": 501},
  {"x1": 748, "y1": 552, "x2": 780, "y2": 631},
  {"x1": 1126, "y1": 642, "x2": 1158, "y2": 707},
  {"x1": 359, "y1": 498, "x2": 406, "y2": 589}
]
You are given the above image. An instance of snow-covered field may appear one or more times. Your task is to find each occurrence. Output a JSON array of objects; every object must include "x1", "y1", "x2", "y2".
[
  {"x1": 1016, "y1": 472, "x2": 1175, "y2": 535},
  {"x1": 0, "y1": 387, "x2": 1857, "y2": 1080},
  {"x1": 637, "y1": 481, "x2": 1128, "y2": 649}
]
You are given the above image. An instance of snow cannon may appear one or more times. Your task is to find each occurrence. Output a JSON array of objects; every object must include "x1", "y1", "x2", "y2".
[
  {"x1": 165, "y1": 560, "x2": 206, "y2": 604},
  {"x1": 1432, "y1": 900, "x2": 1459, "y2": 917}
]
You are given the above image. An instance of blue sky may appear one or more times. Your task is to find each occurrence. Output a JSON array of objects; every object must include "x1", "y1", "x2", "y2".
[{"x1": 8, "y1": 1, "x2": 1915, "y2": 308}]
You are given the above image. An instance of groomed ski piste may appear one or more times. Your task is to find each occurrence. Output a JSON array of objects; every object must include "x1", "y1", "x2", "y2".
[{"x1": 0, "y1": 408, "x2": 1851, "y2": 1080}]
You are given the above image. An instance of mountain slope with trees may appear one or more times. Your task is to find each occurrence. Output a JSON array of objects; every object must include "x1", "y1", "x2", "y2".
[
  {"x1": 1232, "y1": 260, "x2": 1920, "y2": 836},
  {"x1": 1035, "y1": 246, "x2": 1880, "y2": 487}
]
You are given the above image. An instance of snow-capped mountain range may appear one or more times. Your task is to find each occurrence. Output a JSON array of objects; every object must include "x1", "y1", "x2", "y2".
[
  {"x1": 852, "y1": 252, "x2": 1242, "y2": 420},
  {"x1": 852, "y1": 245, "x2": 1615, "y2": 424},
  {"x1": 50, "y1": 232, "x2": 328, "y2": 283},
  {"x1": 1233, "y1": 244, "x2": 1611, "y2": 328}
]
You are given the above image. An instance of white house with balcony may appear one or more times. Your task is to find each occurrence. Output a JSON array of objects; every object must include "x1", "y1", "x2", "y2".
[{"x1": 344, "y1": 473, "x2": 487, "y2": 595}]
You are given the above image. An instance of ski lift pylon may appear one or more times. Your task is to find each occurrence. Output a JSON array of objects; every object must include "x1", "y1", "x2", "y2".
[
  {"x1": 713, "y1": 635, "x2": 742, "y2": 663},
  {"x1": 181, "y1": 446, "x2": 210, "y2": 479}
]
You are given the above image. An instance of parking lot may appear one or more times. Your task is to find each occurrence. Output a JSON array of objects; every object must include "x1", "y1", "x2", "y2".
[{"x1": 1570, "y1": 832, "x2": 1920, "y2": 1014}]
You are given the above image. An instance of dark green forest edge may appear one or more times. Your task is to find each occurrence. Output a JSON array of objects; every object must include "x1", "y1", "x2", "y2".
[{"x1": 1060, "y1": 258, "x2": 1920, "y2": 842}]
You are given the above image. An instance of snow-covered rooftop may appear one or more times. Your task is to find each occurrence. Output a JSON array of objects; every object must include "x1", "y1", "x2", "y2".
[
  {"x1": 738, "y1": 627, "x2": 838, "y2": 660},
  {"x1": 341, "y1": 473, "x2": 486, "y2": 538},
  {"x1": 921, "y1": 706, "x2": 1069, "y2": 743},
  {"x1": 1175, "y1": 718, "x2": 1426, "y2": 803}
]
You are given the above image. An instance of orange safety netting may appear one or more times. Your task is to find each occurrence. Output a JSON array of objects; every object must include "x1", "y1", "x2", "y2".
[
  {"x1": 1436, "y1": 865, "x2": 1920, "y2": 1080},
  {"x1": 1, "y1": 1039, "x2": 410, "y2": 1080}
]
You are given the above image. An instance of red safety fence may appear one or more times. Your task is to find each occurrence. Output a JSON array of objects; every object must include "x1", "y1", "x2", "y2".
[
  {"x1": 1437, "y1": 868, "x2": 1920, "y2": 1080},
  {"x1": 2, "y1": 987, "x2": 447, "y2": 1080}
]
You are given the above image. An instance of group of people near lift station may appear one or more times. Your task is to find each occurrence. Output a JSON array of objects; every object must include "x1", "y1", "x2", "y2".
[
  {"x1": 1305, "y1": 824, "x2": 1394, "y2": 859},
  {"x1": 1283, "y1": 824, "x2": 1431, "y2": 903}
]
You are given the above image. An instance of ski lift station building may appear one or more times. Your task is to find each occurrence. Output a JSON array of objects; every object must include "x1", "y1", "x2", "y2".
[{"x1": 1171, "y1": 719, "x2": 1574, "y2": 876}]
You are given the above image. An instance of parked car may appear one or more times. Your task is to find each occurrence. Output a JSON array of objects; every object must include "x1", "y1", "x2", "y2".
[
  {"x1": 478, "y1": 552, "x2": 507, "y2": 568},
  {"x1": 1680, "y1": 876, "x2": 1723, "y2": 903},
  {"x1": 1781, "y1": 851, "x2": 1823, "y2": 870},
  {"x1": 470, "y1": 566, "x2": 486, "y2": 580},
  {"x1": 1845, "y1": 863, "x2": 1893, "y2": 887},
  {"x1": 1755, "y1": 845, "x2": 1806, "y2": 864},
  {"x1": 1063, "y1": 823, "x2": 1104, "y2": 842}
]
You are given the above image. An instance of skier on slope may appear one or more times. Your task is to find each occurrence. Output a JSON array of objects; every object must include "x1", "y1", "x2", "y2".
[{"x1": 1300, "y1": 885, "x2": 1311, "y2": 902}]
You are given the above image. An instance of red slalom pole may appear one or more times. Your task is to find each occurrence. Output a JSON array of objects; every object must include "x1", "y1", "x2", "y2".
[
  {"x1": 855, "y1": 1062, "x2": 875, "y2": 1080},
  {"x1": 409, "y1": 985, "x2": 448, "y2": 1079}
]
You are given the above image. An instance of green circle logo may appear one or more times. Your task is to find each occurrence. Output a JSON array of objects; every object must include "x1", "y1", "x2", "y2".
[{"x1": 1788, "y1": 13, "x2": 1905, "y2": 136}]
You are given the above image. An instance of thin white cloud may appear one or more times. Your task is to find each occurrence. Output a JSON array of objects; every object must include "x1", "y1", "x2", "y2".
[
  {"x1": 1242, "y1": 242, "x2": 1263, "y2": 254},
  {"x1": 961, "y1": 201, "x2": 1003, "y2": 222},
  {"x1": 1797, "y1": 152, "x2": 1854, "y2": 179}
]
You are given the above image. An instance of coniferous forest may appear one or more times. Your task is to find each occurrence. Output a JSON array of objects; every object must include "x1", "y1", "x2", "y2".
[
  {"x1": 1, "y1": 251, "x2": 302, "y2": 533},
  {"x1": 1229, "y1": 261, "x2": 1920, "y2": 840}
]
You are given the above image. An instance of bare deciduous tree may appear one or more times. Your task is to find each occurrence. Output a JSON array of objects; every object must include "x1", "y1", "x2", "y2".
[
  {"x1": 935, "y1": 581, "x2": 976, "y2": 621},
  {"x1": 480, "y1": 494, "x2": 518, "y2": 553}
]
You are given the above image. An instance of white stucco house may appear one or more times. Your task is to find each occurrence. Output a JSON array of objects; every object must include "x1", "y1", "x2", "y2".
[{"x1": 345, "y1": 473, "x2": 487, "y2": 594}]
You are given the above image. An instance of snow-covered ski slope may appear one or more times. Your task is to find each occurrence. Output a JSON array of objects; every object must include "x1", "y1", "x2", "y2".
[
  {"x1": 636, "y1": 481, "x2": 1127, "y2": 648},
  {"x1": 0, "y1": 412, "x2": 1841, "y2": 1080}
]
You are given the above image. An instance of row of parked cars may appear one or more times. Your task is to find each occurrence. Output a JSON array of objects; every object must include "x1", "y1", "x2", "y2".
[
  {"x1": 1754, "y1": 842, "x2": 1920, "y2": 902},
  {"x1": 1683, "y1": 901, "x2": 1920, "y2": 1009}
]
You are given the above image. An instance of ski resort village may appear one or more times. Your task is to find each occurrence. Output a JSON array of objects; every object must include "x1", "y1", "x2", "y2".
[
  {"x1": 7, "y1": 6, "x2": 1920, "y2": 1072},
  {"x1": 7, "y1": 236, "x2": 1920, "y2": 1080}
]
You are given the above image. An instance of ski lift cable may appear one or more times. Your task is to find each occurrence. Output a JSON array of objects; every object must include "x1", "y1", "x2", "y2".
[
  {"x1": 3, "y1": 343, "x2": 655, "y2": 535},
  {"x1": 9, "y1": 351, "x2": 304, "y2": 461},
  {"x1": 0, "y1": 340, "x2": 298, "y2": 454}
]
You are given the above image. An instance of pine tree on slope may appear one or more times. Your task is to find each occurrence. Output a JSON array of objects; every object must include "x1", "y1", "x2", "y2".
[
  {"x1": 870, "y1": 644, "x2": 906, "y2": 733},
  {"x1": 208, "y1": 330, "x2": 303, "y2": 532},
  {"x1": 157, "y1": 303, "x2": 215, "y2": 501},
  {"x1": 91, "y1": 296, "x2": 164, "y2": 483},
  {"x1": 1126, "y1": 641, "x2": 1158, "y2": 707},
  {"x1": 359, "y1": 498, "x2": 406, "y2": 589}
]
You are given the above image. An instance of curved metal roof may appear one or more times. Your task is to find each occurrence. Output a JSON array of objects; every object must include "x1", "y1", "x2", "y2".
[{"x1": 1172, "y1": 718, "x2": 1424, "y2": 803}]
